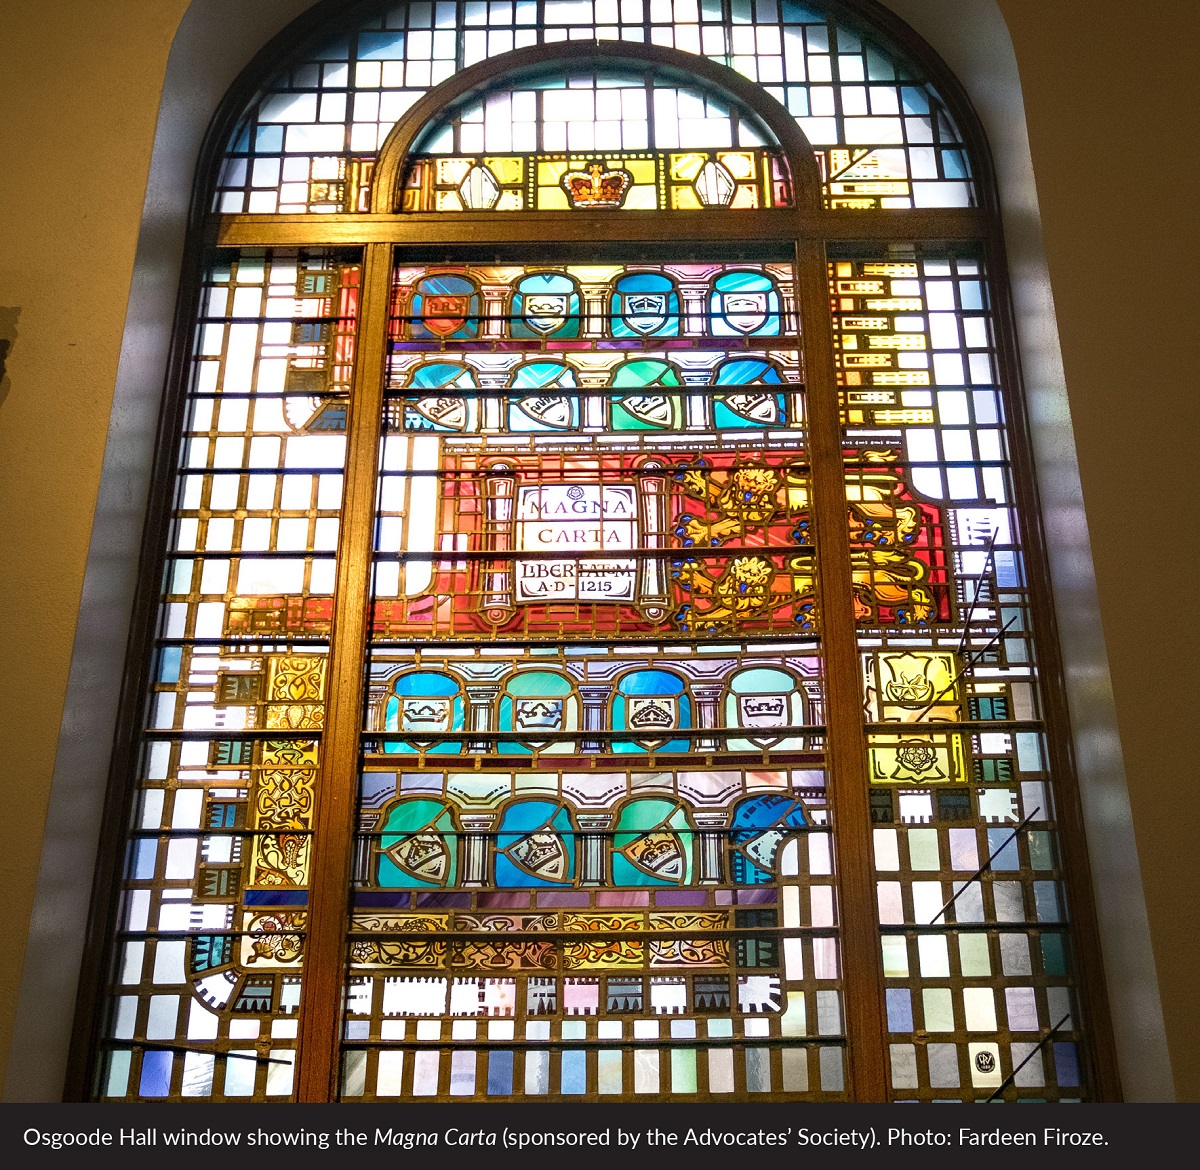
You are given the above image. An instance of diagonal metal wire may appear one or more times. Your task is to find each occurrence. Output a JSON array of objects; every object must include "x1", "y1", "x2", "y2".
[
  {"x1": 930, "y1": 806, "x2": 1040, "y2": 924},
  {"x1": 910, "y1": 614, "x2": 1016, "y2": 724},
  {"x1": 955, "y1": 525, "x2": 1000, "y2": 662},
  {"x1": 984, "y1": 1012, "x2": 1072, "y2": 1102}
]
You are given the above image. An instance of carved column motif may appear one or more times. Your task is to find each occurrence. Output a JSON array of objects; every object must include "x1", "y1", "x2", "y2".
[
  {"x1": 481, "y1": 462, "x2": 515, "y2": 625},
  {"x1": 637, "y1": 461, "x2": 669, "y2": 622},
  {"x1": 575, "y1": 813, "x2": 613, "y2": 886},
  {"x1": 465, "y1": 683, "x2": 502, "y2": 752},
  {"x1": 694, "y1": 811, "x2": 728, "y2": 885},
  {"x1": 692, "y1": 682, "x2": 726, "y2": 752},
  {"x1": 481, "y1": 285, "x2": 507, "y2": 339},
  {"x1": 578, "y1": 684, "x2": 613, "y2": 752},
  {"x1": 459, "y1": 813, "x2": 496, "y2": 886}
]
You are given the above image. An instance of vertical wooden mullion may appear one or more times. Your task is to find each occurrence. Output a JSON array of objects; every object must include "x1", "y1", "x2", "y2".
[
  {"x1": 795, "y1": 236, "x2": 890, "y2": 1101},
  {"x1": 294, "y1": 241, "x2": 393, "y2": 1102}
]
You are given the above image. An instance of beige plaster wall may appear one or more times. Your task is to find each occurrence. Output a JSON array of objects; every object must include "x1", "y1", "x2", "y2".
[
  {"x1": 993, "y1": 0, "x2": 1198, "y2": 1102},
  {"x1": 0, "y1": 0, "x2": 1195, "y2": 1099},
  {"x1": 0, "y1": 0, "x2": 195, "y2": 1087}
]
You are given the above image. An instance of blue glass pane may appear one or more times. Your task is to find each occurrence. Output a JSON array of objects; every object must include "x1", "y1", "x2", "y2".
[
  {"x1": 138, "y1": 1050, "x2": 173, "y2": 1098},
  {"x1": 487, "y1": 1050, "x2": 514, "y2": 1095},
  {"x1": 561, "y1": 1050, "x2": 587, "y2": 1094},
  {"x1": 886, "y1": 988, "x2": 914, "y2": 1032}
]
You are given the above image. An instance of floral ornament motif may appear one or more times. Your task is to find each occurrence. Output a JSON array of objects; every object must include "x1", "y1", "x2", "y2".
[
  {"x1": 452, "y1": 940, "x2": 559, "y2": 971},
  {"x1": 267, "y1": 655, "x2": 326, "y2": 703},
  {"x1": 648, "y1": 913, "x2": 730, "y2": 967},
  {"x1": 244, "y1": 912, "x2": 305, "y2": 965},
  {"x1": 252, "y1": 830, "x2": 309, "y2": 887},
  {"x1": 250, "y1": 723, "x2": 316, "y2": 887},
  {"x1": 255, "y1": 769, "x2": 313, "y2": 824},
  {"x1": 884, "y1": 657, "x2": 938, "y2": 705},
  {"x1": 349, "y1": 914, "x2": 446, "y2": 968},
  {"x1": 869, "y1": 733, "x2": 962, "y2": 784},
  {"x1": 895, "y1": 741, "x2": 939, "y2": 774}
]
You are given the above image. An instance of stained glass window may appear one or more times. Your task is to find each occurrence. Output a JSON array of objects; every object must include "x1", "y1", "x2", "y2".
[
  {"x1": 334, "y1": 256, "x2": 834, "y2": 1098},
  {"x1": 215, "y1": 1, "x2": 972, "y2": 214},
  {"x1": 98, "y1": 249, "x2": 358, "y2": 1098},
  {"x1": 400, "y1": 70, "x2": 792, "y2": 210},
  {"x1": 85, "y1": 0, "x2": 1107, "y2": 1106}
]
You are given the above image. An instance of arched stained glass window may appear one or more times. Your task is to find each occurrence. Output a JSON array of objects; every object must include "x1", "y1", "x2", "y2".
[
  {"x1": 399, "y1": 67, "x2": 790, "y2": 211},
  {"x1": 215, "y1": 0, "x2": 973, "y2": 214},
  {"x1": 80, "y1": 0, "x2": 1115, "y2": 1105}
]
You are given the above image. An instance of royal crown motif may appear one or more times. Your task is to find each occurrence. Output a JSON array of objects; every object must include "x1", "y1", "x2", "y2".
[
  {"x1": 514, "y1": 698, "x2": 564, "y2": 731},
  {"x1": 401, "y1": 698, "x2": 451, "y2": 727},
  {"x1": 628, "y1": 698, "x2": 675, "y2": 730},
  {"x1": 560, "y1": 161, "x2": 633, "y2": 209},
  {"x1": 509, "y1": 831, "x2": 568, "y2": 881}
]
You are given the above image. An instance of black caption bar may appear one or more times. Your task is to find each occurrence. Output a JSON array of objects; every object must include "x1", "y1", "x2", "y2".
[{"x1": 3, "y1": 1103, "x2": 1193, "y2": 1165}]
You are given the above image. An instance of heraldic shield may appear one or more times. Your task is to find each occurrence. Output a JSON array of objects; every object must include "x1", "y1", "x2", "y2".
[
  {"x1": 512, "y1": 273, "x2": 581, "y2": 339},
  {"x1": 410, "y1": 274, "x2": 479, "y2": 340},
  {"x1": 378, "y1": 799, "x2": 459, "y2": 888},
  {"x1": 710, "y1": 270, "x2": 782, "y2": 337},
  {"x1": 495, "y1": 800, "x2": 577, "y2": 886},
  {"x1": 610, "y1": 272, "x2": 681, "y2": 338},
  {"x1": 612, "y1": 798, "x2": 694, "y2": 886}
]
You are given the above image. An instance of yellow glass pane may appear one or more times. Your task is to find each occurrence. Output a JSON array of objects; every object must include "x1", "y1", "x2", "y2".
[
  {"x1": 871, "y1": 371, "x2": 931, "y2": 386},
  {"x1": 434, "y1": 190, "x2": 464, "y2": 211},
  {"x1": 484, "y1": 156, "x2": 524, "y2": 184},
  {"x1": 729, "y1": 185, "x2": 759, "y2": 209},
  {"x1": 716, "y1": 151, "x2": 756, "y2": 180},
  {"x1": 864, "y1": 298, "x2": 924, "y2": 312},
  {"x1": 536, "y1": 186, "x2": 569, "y2": 210},
  {"x1": 569, "y1": 266, "x2": 626, "y2": 283},
  {"x1": 669, "y1": 152, "x2": 706, "y2": 181},
  {"x1": 609, "y1": 159, "x2": 648, "y2": 184},
  {"x1": 624, "y1": 185, "x2": 658, "y2": 210},
  {"x1": 868, "y1": 733, "x2": 966, "y2": 784},
  {"x1": 863, "y1": 263, "x2": 920, "y2": 278},
  {"x1": 873, "y1": 408, "x2": 935, "y2": 425},
  {"x1": 537, "y1": 160, "x2": 569, "y2": 184},
  {"x1": 867, "y1": 650, "x2": 961, "y2": 722},
  {"x1": 670, "y1": 185, "x2": 702, "y2": 210},
  {"x1": 868, "y1": 334, "x2": 927, "y2": 350},
  {"x1": 494, "y1": 190, "x2": 524, "y2": 211},
  {"x1": 435, "y1": 158, "x2": 473, "y2": 185}
]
